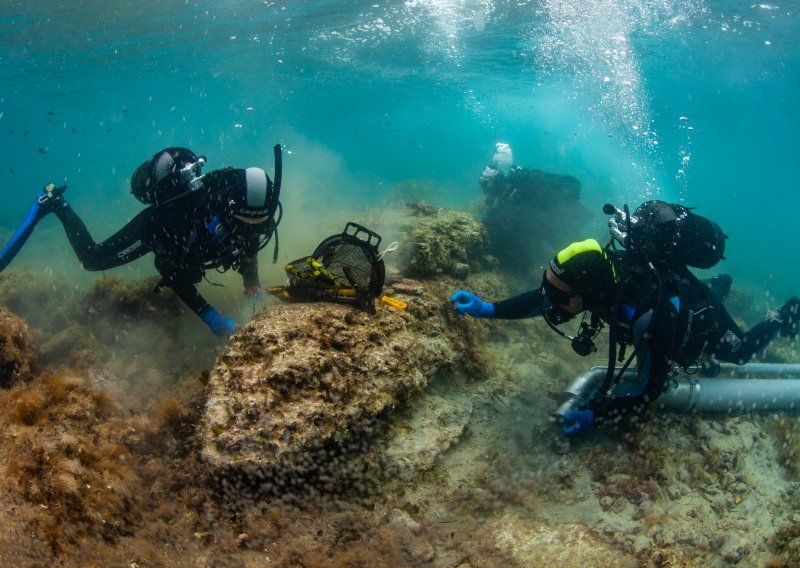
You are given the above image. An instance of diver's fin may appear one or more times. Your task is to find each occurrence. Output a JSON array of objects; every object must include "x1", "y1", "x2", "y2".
[{"x1": 0, "y1": 184, "x2": 66, "y2": 273}]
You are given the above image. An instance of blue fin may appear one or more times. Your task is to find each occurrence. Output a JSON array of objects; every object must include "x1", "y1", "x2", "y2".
[{"x1": 0, "y1": 185, "x2": 65, "y2": 273}]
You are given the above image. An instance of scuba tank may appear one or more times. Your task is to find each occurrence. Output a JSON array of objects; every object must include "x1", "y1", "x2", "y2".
[{"x1": 609, "y1": 200, "x2": 727, "y2": 269}]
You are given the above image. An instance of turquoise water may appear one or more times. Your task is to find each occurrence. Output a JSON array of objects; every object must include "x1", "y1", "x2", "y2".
[{"x1": 1, "y1": 0, "x2": 798, "y2": 299}]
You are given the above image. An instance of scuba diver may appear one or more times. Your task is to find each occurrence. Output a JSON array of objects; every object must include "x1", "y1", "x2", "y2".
[
  {"x1": 0, "y1": 145, "x2": 283, "y2": 337},
  {"x1": 450, "y1": 200, "x2": 800, "y2": 436},
  {"x1": 478, "y1": 143, "x2": 591, "y2": 272}
]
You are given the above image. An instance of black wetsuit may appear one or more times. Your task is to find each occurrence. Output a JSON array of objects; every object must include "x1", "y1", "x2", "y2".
[
  {"x1": 491, "y1": 263, "x2": 784, "y2": 423},
  {"x1": 52, "y1": 187, "x2": 261, "y2": 318}
]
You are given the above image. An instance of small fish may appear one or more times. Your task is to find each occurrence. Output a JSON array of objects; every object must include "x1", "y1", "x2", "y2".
[
  {"x1": 23, "y1": 130, "x2": 29, "y2": 136},
  {"x1": 9, "y1": 168, "x2": 14, "y2": 175},
  {"x1": 46, "y1": 110, "x2": 55, "y2": 115},
  {"x1": 37, "y1": 147, "x2": 47, "y2": 154},
  {"x1": 122, "y1": 106, "x2": 128, "y2": 113}
]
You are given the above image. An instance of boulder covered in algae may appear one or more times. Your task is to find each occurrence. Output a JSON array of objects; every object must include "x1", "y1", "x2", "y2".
[
  {"x1": 200, "y1": 280, "x2": 477, "y2": 480},
  {"x1": 0, "y1": 306, "x2": 36, "y2": 388},
  {"x1": 396, "y1": 207, "x2": 489, "y2": 278}
]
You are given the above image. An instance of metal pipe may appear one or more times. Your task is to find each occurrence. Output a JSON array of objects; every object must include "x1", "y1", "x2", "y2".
[
  {"x1": 657, "y1": 377, "x2": 800, "y2": 413},
  {"x1": 553, "y1": 367, "x2": 605, "y2": 421},
  {"x1": 552, "y1": 367, "x2": 638, "y2": 421},
  {"x1": 716, "y1": 363, "x2": 800, "y2": 377},
  {"x1": 556, "y1": 363, "x2": 800, "y2": 419}
]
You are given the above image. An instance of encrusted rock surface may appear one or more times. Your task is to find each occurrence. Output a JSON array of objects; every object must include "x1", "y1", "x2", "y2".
[
  {"x1": 397, "y1": 209, "x2": 488, "y2": 278},
  {"x1": 383, "y1": 390, "x2": 473, "y2": 478},
  {"x1": 200, "y1": 279, "x2": 476, "y2": 476},
  {"x1": 492, "y1": 512, "x2": 637, "y2": 566},
  {"x1": 0, "y1": 306, "x2": 35, "y2": 388}
]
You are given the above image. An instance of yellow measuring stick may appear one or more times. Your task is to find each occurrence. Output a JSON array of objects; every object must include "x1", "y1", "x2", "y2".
[
  {"x1": 267, "y1": 286, "x2": 359, "y2": 300},
  {"x1": 268, "y1": 286, "x2": 408, "y2": 311},
  {"x1": 381, "y1": 295, "x2": 408, "y2": 310}
]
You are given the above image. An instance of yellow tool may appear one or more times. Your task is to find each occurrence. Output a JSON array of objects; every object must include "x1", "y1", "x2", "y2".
[
  {"x1": 267, "y1": 285, "x2": 359, "y2": 301},
  {"x1": 269, "y1": 286, "x2": 408, "y2": 311},
  {"x1": 381, "y1": 295, "x2": 408, "y2": 310}
]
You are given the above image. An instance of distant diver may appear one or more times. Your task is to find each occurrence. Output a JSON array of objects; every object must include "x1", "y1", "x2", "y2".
[
  {"x1": 477, "y1": 142, "x2": 591, "y2": 273},
  {"x1": 0, "y1": 145, "x2": 284, "y2": 337}
]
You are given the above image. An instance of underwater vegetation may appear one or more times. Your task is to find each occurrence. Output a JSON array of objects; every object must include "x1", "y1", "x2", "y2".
[
  {"x1": 767, "y1": 416, "x2": 800, "y2": 479},
  {"x1": 398, "y1": 208, "x2": 489, "y2": 279},
  {"x1": 768, "y1": 523, "x2": 800, "y2": 567},
  {"x1": 0, "y1": 305, "x2": 35, "y2": 388},
  {"x1": 0, "y1": 273, "x2": 516, "y2": 566},
  {"x1": 1, "y1": 203, "x2": 800, "y2": 566},
  {"x1": 1, "y1": 371, "x2": 196, "y2": 553}
]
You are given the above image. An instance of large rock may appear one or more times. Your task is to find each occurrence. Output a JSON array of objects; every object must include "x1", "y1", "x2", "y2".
[
  {"x1": 396, "y1": 208, "x2": 489, "y2": 278},
  {"x1": 382, "y1": 390, "x2": 473, "y2": 479},
  {"x1": 0, "y1": 306, "x2": 35, "y2": 388},
  {"x1": 492, "y1": 512, "x2": 637, "y2": 566},
  {"x1": 200, "y1": 280, "x2": 476, "y2": 482}
]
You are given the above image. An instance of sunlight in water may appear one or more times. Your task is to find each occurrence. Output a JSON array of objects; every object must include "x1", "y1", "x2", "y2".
[{"x1": 537, "y1": 0, "x2": 705, "y2": 200}]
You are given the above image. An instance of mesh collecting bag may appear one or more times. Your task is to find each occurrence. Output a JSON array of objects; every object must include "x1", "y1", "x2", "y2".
[{"x1": 280, "y1": 222, "x2": 385, "y2": 312}]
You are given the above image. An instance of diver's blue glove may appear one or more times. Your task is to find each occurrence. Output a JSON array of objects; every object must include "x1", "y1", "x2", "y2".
[
  {"x1": 561, "y1": 410, "x2": 595, "y2": 437},
  {"x1": 450, "y1": 290, "x2": 494, "y2": 318},
  {"x1": 200, "y1": 307, "x2": 236, "y2": 337}
]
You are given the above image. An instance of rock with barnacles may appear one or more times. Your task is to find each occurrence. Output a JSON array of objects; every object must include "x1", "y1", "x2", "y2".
[{"x1": 199, "y1": 279, "x2": 479, "y2": 484}]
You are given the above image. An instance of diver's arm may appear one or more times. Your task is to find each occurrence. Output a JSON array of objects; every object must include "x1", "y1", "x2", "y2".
[
  {"x1": 173, "y1": 279, "x2": 235, "y2": 337},
  {"x1": 164, "y1": 275, "x2": 209, "y2": 316},
  {"x1": 587, "y1": 350, "x2": 672, "y2": 423},
  {"x1": 155, "y1": 259, "x2": 235, "y2": 337},
  {"x1": 451, "y1": 288, "x2": 546, "y2": 319},
  {"x1": 492, "y1": 289, "x2": 547, "y2": 319},
  {"x1": 237, "y1": 252, "x2": 261, "y2": 293}
]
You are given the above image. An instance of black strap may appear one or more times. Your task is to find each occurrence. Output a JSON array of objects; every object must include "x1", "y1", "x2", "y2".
[
  {"x1": 600, "y1": 248, "x2": 662, "y2": 396},
  {"x1": 268, "y1": 144, "x2": 283, "y2": 263},
  {"x1": 270, "y1": 144, "x2": 282, "y2": 218},
  {"x1": 272, "y1": 225, "x2": 280, "y2": 264}
]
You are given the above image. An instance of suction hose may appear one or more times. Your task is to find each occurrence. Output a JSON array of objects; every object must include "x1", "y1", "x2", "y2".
[
  {"x1": 658, "y1": 363, "x2": 800, "y2": 413},
  {"x1": 554, "y1": 363, "x2": 800, "y2": 421}
]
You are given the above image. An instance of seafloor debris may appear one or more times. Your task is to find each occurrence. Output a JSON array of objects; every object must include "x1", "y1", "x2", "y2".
[
  {"x1": 384, "y1": 276, "x2": 425, "y2": 296},
  {"x1": 405, "y1": 201, "x2": 440, "y2": 216}
]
